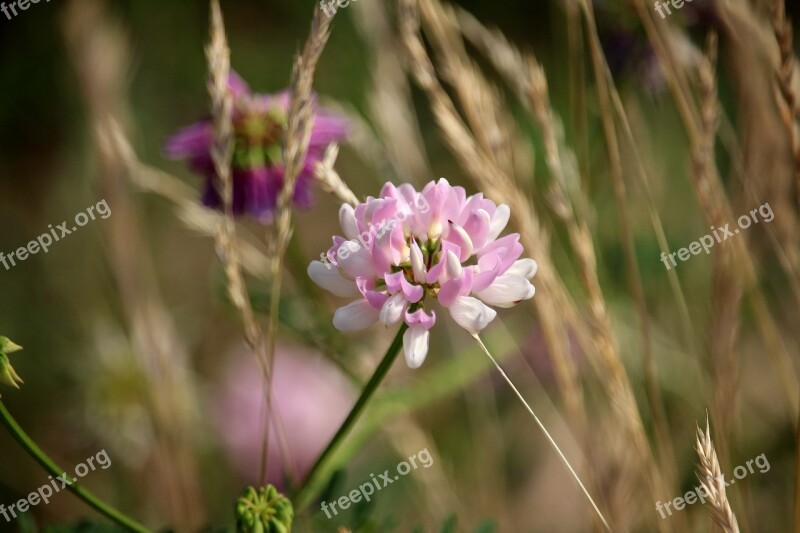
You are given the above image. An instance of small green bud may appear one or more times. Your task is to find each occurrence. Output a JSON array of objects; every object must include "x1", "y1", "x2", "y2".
[
  {"x1": 0, "y1": 337, "x2": 23, "y2": 394},
  {"x1": 0, "y1": 337, "x2": 22, "y2": 354},
  {"x1": 235, "y1": 485, "x2": 294, "y2": 533}
]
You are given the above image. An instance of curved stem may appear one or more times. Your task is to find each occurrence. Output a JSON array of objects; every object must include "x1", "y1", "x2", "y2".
[
  {"x1": 294, "y1": 324, "x2": 408, "y2": 508},
  {"x1": 0, "y1": 401, "x2": 150, "y2": 533}
]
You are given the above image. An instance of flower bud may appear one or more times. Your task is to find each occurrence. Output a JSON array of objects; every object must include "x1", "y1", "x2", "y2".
[
  {"x1": 235, "y1": 485, "x2": 294, "y2": 533},
  {"x1": 0, "y1": 337, "x2": 23, "y2": 395},
  {"x1": 0, "y1": 357, "x2": 23, "y2": 394},
  {"x1": 0, "y1": 337, "x2": 22, "y2": 354}
]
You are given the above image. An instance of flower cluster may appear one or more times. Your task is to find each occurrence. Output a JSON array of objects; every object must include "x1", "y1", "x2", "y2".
[
  {"x1": 165, "y1": 72, "x2": 349, "y2": 223},
  {"x1": 308, "y1": 178, "x2": 537, "y2": 368}
]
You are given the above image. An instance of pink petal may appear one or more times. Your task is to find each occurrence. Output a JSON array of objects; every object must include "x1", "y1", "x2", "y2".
[
  {"x1": 400, "y1": 276, "x2": 424, "y2": 303},
  {"x1": 438, "y1": 267, "x2": 473, "y2": 307},
  {"x1": 356, "y1": 278, "x2": 389, "y2": 309},
  {"x1": 438, "y1": 278, "x2": 466, "y2": 307},
  {"x1": 405, "y1": 308, "x2": 436, "y2": 329},
  {"x1": 478, "y1": 233, "x2": 523, "y2": 273},
  {"x1": 310, "y1": 111, "x2": 350, "y2": 147},
  {"x1": 462, "y1": 209, "x2": 492, "y2": 250},
  {"x1": 228, "y1": 71, "x2": 251, "y2": 99},
  {"x1": 164, "y1": 121, "x2": 213, "y2": 159},
  {"x1": 425, "y1": 256, "x2": 446, "y2": 285},
  {"x1": 384, "y1": 271, "x2": 405, "y2": 294},
  {"x1": 446, "y1": 222, "x2": 474, "y2": 261},
  {"x1": 386, "y1": 271, "x2": 423, "y2": 303},
  {"x1": 440, "y1": 240, "x2": 463, "y2": 263},
  {"x1": 471, "y1": 267, "x2": 500, "y2": 293}
]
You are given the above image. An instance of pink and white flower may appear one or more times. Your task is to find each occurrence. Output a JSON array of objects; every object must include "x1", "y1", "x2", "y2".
[{"x1": 308, "y1": 178, "x2": 537, "y2": 368}]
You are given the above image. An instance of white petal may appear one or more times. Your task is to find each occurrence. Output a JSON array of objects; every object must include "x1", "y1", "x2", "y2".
[
  {"x1": 428, "y1": 219, "x2": 444, "y2": 241},
  {"x1": 410, "y1": 241, "x2": 426, "y2": 282},
  {"x1": 307, "y1": 261, "x2": 359, "y2": 297},
  {"x1": 403, "y1": 326, "x2": 430, "y2": 369},
  {"x1": 333, "y1": 300, "x2": 380, "y2": 332},
  {"x1": 449, "y1": 296, "x2": 497, "y2": 334},
  {"x1": 445, "y1": 250, "x2": 463, "y2": 280},
  {"x1": 506, "y1": 258, "x2": 538, "y2": 279},
  {"x1": 379, "y1": 293, "x2": 408, "y2": 326},
  {"x1": 476, "y1": 274, "x2": 535, "y2": 308},
  {"x1": 486, "y1": 204, "x2": 510, "y2": 242},
  {"x1": 339, "y1": 204, "x2": 360, "y2": 240}
]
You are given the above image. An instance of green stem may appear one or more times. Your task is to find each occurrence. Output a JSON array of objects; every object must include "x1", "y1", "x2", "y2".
[
  {"x1": 0, "y1": 401, "x2": 150, "y2": 532},
  {"x1": 293, "y1": 324, "x2": 408, "y2": 508}
]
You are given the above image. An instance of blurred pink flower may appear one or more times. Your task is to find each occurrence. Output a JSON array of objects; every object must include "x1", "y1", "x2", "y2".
[
  {"x1": 308, "y1": 178, "x2": 537, "y2": 369},
  {"x1": 213, "y1": 344, "x2": 354, "y2": 487}
]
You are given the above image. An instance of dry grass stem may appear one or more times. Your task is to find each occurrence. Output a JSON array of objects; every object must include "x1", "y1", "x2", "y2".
[
  {"x1": 313, "y1": 144, "x2": 360, "y2": 206},
  {"x1": 263, "y1": 4, "x2": 336, "y2": 481},
  {"x1": 772, "y1": 0, "x2": 800, "y2": 207},
  {"x1": 205, "y1": 0, "x2": 299, "y2": 486},
  {"x1": 206, "y1": 0, "x2": 268, "y2": 373},
  {"x1": 695, "y1": 417, "x2": 741, "y2": 533},
  {"x1": 353, "y1": 0, "x2": 432, "y2": 183},
  {"x1": 687, "y1": 30, "x2": 742, "y2": 459},
  {"x1": 579, "y1": 0, "x2": 679, "y2": 506},
  {"x1": 635, "y1": 0, "x2": 799, "y2": 422},
  {"x1": 449, "y1": 3, "x2": 671, "y2": 527},
  {"x1": 396, "y1": 0, "x2": 693, "y2": 527},
  {"x1": 397, "y1": 0, "x2": 587, "y2": 440}
]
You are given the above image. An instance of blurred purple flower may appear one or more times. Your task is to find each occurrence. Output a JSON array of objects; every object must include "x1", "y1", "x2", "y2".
[
  {"x1": 213, "y1": 344, "x2": 355, "y2": 487},
  {"x1": 165, "y1": 72, "x2": 349, "y2": 223}
]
